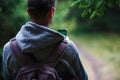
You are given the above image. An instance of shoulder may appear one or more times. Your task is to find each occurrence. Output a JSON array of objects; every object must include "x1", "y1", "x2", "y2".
[
  {"x1": 3, "y1": 41, "x2": 12, "y2": 61},
  {"x1": 63, "y1": 37, "x2": 80, "y2": 60},
  {"x1": 64, "y1": 37, "x2": 79, "y2": 54},
  {"x1": 2, "y1": 41, "x2": 13, "y2": 79},
  {"x1": 3, "y1": 40, "x2": 19, "y2": 74},
  {"x1": 3, "y1": 41, "x2": 13, "y2": 68}
]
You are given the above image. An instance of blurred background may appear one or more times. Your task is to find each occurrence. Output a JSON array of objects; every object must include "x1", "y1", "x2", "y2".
[{"x1": 0, "y1": 0, "x2": 120, "y2": 80}]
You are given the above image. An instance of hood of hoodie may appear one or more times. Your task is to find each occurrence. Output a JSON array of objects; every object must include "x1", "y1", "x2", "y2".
[{"x1": 15, "y1": 22, "x2": 64, "y2": 54}]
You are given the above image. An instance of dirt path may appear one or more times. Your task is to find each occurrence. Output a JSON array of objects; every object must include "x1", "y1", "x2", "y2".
[{"x1": 75, "y1": 43, "x2": 115, "y2": 80}]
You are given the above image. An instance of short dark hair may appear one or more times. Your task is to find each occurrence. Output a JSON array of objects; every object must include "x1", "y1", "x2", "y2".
[{"x1": 27, "y1": 0, "x2": 56, "y2": 19}]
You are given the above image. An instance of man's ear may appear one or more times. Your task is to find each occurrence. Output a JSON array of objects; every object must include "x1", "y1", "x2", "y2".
[
  {"x1": 27, "y1": 8, "x2": 31, "y2": 16},
  {"x1": 48, "y1": 7, "x2": 55, "y2": 19}
]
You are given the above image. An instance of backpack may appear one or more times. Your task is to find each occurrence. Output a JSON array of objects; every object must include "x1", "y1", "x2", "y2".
[{"x1": 10, "y1": 39, "x2": 68, "y2": 80}]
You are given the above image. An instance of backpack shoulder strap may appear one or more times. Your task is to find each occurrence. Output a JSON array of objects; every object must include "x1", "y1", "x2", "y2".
[
  {"x1": 47, "y1": 41, "x2": 68, "y2": 67},
  {"x1": 10, "y1": 39, "x2": 68, "y2": 67},
  {"x1": 10, "y1": 39, "x2": 32, "y2": 66}
]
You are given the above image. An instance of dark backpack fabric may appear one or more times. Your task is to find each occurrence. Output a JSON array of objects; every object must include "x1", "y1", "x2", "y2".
[
  {"x1": 10, "y1": 39, "x2": 68, "y2": 80},
  {"x1": 14, "y1": 64, "x2": 60, "y2": 80}
]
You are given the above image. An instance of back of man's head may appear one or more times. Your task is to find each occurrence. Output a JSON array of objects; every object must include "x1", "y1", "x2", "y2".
[{"x1": 27, "y1": 0, "x2": 56, "y2": 19}]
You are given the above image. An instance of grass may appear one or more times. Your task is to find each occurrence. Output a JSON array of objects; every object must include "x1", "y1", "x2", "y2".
[{"x1": 69, "y1": 33, "x2": 120, "y2": 79}]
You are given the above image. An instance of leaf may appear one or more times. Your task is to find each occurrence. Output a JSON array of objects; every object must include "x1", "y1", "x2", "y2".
[
  {"x1": 71, "y1": 0, "x2": 80, "y2": 7},
  {"x1": 89, "y1": 8, "x2": 92, "y2": 13},
  {"x1": 79, "y1": 3, "x2": 89, "y2": 8},
  {"x1": 107, "y1": 1, "x2": 114, "y2": 7},
  {"x1": 96, "y1": 0, "x2": 103, "y2": 8},
  {"x1": 81, "y1": 8, "x2": 89, "y2": 17},
  {"x1": 90, "y1": 11, "x2": 97, "y2": 19},
  {"x1": 79, "y1": 0, "x2": 90, "y2": 8},
  {"x1": 86, "y1": 0, "x2": 92, "y2": 4},
  {"x1": 116, "y1": 0, "x2": 120, "y2": 7}
]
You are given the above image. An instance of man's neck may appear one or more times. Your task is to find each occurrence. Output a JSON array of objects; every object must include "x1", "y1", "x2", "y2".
[{"x1": 31, "y1": 19, "x2": 50, "y2": 27}]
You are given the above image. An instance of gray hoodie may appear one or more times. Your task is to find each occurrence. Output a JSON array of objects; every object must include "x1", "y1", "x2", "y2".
[{"x1": 3, "y1": 22, "x2": 88, "y2": 80}]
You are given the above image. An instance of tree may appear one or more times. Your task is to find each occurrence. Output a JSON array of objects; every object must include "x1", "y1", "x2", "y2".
[
  {"x1": 65, "y1": 0, "x2": 120, "y2": 33},
  {"x1": 72, "y1": 0, "x2": 120, "y2": 18},
  {"x1": 0, "y1": 0, "x2": 28, "y2": 47}
]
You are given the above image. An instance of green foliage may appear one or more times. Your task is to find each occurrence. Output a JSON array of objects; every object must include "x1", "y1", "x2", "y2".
[
  {"x1": 0, "y1": 0, "x2": 28, "y2": 47},
  {"x1": 66, "y1": 4, "x2": 120, "y2": 33},
  {"x1": 72, "y1": 0, "x2": 120, "y2": 18},
  {"x1": 51, "y1": 1, "x2": 73, "y2": 31}
]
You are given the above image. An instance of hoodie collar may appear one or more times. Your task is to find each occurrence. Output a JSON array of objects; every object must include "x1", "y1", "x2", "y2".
[{"x1": 16, "y1": 22, "x2": 64, "y2": 52}]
